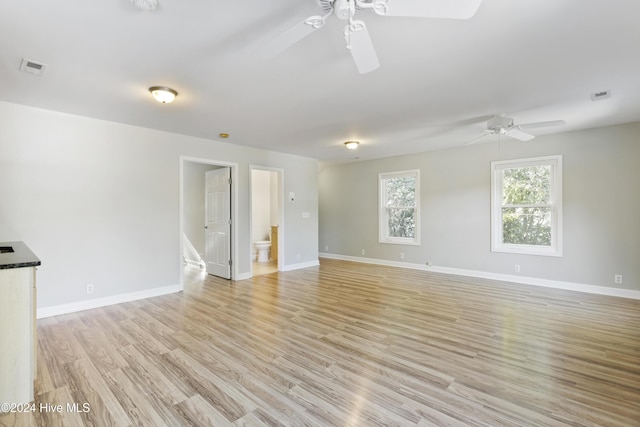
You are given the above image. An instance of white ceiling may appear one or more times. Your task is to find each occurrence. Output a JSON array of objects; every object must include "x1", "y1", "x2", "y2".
[{"x1": 2, "y1": 0, "x2": 639, "y2": 163}]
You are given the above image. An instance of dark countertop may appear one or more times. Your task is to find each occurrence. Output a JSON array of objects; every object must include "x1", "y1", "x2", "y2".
[{"x1": 0, "y1": 241, "x2": 41, "y2": 270}]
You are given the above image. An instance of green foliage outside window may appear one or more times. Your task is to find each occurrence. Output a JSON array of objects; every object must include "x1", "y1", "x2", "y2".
[
  {"x1": 501, "y1": 166, "x2": 552, "y2": 246},
  {"x1": 385, "y1": 176, "x2": 416, "y2": 238}
]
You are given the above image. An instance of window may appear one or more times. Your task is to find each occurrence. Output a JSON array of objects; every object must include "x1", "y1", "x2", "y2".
[
  {"x1": 491, "y1": 155, "x2": 562, "y2": 256},
  {"x1": 379, "y1": 170, "x2": 420, "y2": 245}
]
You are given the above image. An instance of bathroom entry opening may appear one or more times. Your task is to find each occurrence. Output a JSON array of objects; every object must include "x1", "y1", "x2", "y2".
[{"x1": 250, "y1": 166, "x2": 284, "y2": 276}]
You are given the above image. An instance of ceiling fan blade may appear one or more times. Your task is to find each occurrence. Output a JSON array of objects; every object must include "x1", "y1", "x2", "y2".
[
  {"x1": 375, "y1": 0, "x2": 482, "y2": 19},
  {"x1": 347, "y1": 21, "x2": 380, "y2": 74},
  {"x1": 508, "y1": 128, "x2": 535, "y2": 141},
  {"x1": 518, "y1": 120, "x2": 566, "y2": 130},
  {"x1": 466, "y1": 132, "x2": 492, "y2": 145},
  {"x1": 261, "y1": 18, "x2": 321, "y2": 58}
]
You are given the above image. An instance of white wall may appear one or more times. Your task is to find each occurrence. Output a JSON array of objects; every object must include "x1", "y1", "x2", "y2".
[
  {"x1": 0, "y1": 101, "x2": 319, "y2": 310},
  {"x1": 319, "y1": 122, "x2": 640, "y2": 293},
  {"x1": 251, "y1": 169, "x2": 274, "y2": 243}
]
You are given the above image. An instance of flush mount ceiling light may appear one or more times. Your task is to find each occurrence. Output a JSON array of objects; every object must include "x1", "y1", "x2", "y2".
[
  {"x1": 130, "y1": 0, "x2": 159, "y2": 12},
  {"x1": 344, "y1": 140, "x2": 359, "y2": 150},
  {"x1": 149, "y1": 86, "x2": 177, "y2": 104}
]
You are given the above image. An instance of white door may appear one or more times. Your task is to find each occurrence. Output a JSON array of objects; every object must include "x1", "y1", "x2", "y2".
[{"x1": 205, "y1": 168, "x2": 231, "y2": 279}]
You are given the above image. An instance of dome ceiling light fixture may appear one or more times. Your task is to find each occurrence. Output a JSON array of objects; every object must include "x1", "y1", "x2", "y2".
[
  {"x1": 130, "y1": 0, "x2": 159, "y2": 12},
  {"x1": 149, "y1": 86, "x2": 177, "y2": 104},
  {"x1": 344, "y1": 140, "x2": 359, "y2": 150}
]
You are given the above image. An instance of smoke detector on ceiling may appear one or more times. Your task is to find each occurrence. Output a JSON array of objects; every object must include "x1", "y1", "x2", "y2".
[
  {"x1": 130, "y1": 0, "x2": 159, "y2": 12},
  {"x1": 19, "y1": 58, "x2": 48, "y2": 76}
]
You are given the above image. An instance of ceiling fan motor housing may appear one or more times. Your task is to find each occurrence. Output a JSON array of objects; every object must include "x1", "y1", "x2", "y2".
[
  {"x1": 333, "y1": 0, "x2": 353, "y2": 20},
  {"x1": 487, "y1": 116, "x2": 514, "y2": 131}
]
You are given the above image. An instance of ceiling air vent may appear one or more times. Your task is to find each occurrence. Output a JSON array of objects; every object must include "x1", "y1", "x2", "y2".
[
  {"x1": 19, "y1": 58, "x2": 48, "y2": 76},
  {"x1": 590, "y1": 90, "x2": 611, "y2": 101}
]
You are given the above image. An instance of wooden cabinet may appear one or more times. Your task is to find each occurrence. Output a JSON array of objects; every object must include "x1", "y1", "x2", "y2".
[
  {"x1": 0, "y1": 242, "x2": 39, "y2": 409},
  {"x1": 270, "y1": 225, "x2": 278, "y2": 261}
]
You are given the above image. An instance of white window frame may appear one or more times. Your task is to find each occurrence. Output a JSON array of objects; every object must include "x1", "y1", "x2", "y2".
[
  {"x1": 491, "y1": 155, "x2": 563, "y2": 257},
  {"x1": 378, "y1": 169, "x2": 420, "y2": 246}
]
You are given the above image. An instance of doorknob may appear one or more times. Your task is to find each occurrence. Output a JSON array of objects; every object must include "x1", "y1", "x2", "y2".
[{"x1": 204, "y1": 226, "x2": 208, "y2": 229}]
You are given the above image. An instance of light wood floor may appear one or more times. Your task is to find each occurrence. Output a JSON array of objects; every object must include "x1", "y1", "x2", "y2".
[
  {"x1": 2, "y1": 259, "x2": 639, "y2": 426},
  {"x1": 253, "y1": 260, "x2": 278, "y2": 277}
]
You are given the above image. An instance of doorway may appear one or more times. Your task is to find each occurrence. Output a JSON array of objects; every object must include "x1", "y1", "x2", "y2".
[
  {"x1": 180, "y1": 157, "x2": 238, "y2": 289},
  {"x1": 250, "y1": 166, "x2": 284, "y2": 276}
]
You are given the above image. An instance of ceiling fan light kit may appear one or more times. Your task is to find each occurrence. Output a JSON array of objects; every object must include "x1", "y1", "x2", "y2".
[
  {"x1": 130, "y1": 0, "x2": 159, "y2": 12},
  {"x1": 487, "y1": 116, "x2": 517, "y2": 135},
  {"x1": 265, "y1": 0, "x2": 482, "y2": 74}
]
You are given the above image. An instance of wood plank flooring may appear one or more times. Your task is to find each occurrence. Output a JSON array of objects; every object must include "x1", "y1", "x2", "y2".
[
  {"x1": 253, "y1": 261, "x2": 278, "y2": 277},
  {"x1": 1, "y1": 258, "x2": 639, "y2": 426}
]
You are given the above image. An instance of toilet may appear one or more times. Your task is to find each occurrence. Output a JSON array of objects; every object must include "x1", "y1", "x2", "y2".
[{"x1": 254, "y1": 240, "x2": 271, "y2": 263}]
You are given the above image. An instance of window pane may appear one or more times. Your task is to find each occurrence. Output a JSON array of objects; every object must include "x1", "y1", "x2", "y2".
[
  {"x1": 379, "y1": 170, "x2": 420, "y2": 245},
  {"x1": 502, "y1": 207, "x2": 551, "y2": 246},
  {"x1": 502, "y1": 165, "x2": 550, "y2": 205},
  {"x1": 387, "y1": 208, "x2": 415, "y2": 238},
  {"x1": 386, "y1": 177, "x2": 415, "y2": 207}
]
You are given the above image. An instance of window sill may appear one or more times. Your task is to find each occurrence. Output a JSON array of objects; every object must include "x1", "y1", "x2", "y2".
[
  {"x1": 491, "y1": 244, "x2": 562, "y2": 257},
  {"x1": 379, "y1": 238, "x2": 421, "y2": 246}
]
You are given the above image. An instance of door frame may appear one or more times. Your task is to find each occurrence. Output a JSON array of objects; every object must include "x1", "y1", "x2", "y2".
[
  {"x1": 180, "y1": 156, "x2": 238, "y2": 290},
  {"x1": 249, "y1": 165, "x2": 285, "y2": 276}
]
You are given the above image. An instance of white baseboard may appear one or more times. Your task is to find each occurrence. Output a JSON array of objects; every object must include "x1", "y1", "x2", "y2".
[
  {"x1": 37, "y1": 284, "x2": 182, "y2": 319},
  {"x1": 281, "y1": 259, "x2": 320, "y2": 272},
  {"x1": 37, "y1": 255, "x2": 636, "y2": 319},
  {"x1": 318, "y1": 253, "x2": 640, "y2": 300}
]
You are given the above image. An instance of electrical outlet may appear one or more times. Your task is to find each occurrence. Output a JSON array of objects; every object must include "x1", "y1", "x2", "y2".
[
  {"x1": 361, "y1": 249, "x2": 365, "y2": 255},
  {"x1": 614, "y1": 274, "x2": 623, "y2": 284},
  {"x1": 514, "y1": 264, "x2": 521, "y2": 273},
  {"x1": 86, "y1": 284, "x2": 94, "y2": 294},
  {"x1": 400, "y1": 252, "x2": 405, "y2": 260},
  {"x1": 324, "y1": 245, "x2": 329, "y2": 251}
]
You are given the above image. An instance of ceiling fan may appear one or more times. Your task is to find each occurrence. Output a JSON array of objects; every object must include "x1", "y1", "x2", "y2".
[
  {"x1": 263, "y1": 0, "x2": 482, "y2": 74},
  {"x1": 467, "y1": 115, "x2": 566, "y2": 145}
]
